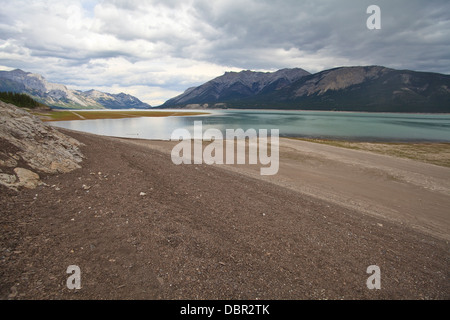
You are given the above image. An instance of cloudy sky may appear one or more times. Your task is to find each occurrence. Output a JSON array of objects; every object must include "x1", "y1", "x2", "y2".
[{"x1": 0, "y1": 0, "x2": 449, "y2": 105}]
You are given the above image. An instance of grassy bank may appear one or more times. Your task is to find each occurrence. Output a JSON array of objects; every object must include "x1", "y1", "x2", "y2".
[
  {"x1": 291, "y1": 138, "x2": 450, "y2": 168},
  {"x1": 31, "y1": 110, "x2": 209, "y2": 121}
]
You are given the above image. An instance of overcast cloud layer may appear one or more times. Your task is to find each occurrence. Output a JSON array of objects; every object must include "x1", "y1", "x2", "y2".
[{"x1": 0, "y1": 0, "x2": 449, "y2": 105}]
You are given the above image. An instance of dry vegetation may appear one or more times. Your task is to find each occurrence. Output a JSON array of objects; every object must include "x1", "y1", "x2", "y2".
[
  {"x1": 294, "y1": 138, "x2": 450, "y2": 168},
  {"x1": 31, "y1": 110, "x2": 209, "y2": 121}
]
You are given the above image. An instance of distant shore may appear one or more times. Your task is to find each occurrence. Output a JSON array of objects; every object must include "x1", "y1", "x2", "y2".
[
  {"x1": 31, "y1": 108, "x2": 450, "y2": 123},
  {"x1": 154, "y1": 106, "x2": 450, "y2": 115},
  {"x1": 31, "y1": 109, "x2": 210, "y2": 122}
]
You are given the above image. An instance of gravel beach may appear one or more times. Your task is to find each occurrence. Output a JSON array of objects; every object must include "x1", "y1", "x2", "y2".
[{"x1": 1, "y1": 129, "x2": 448, "y2": 299}]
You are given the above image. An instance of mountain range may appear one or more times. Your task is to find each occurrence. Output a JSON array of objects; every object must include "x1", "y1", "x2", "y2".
[
  {"x1": 0, "y1": 69, "x2": 151, "y2": 109},
  {"x1": 161, "y1": 66, "x2": 450, "y2": 113}
]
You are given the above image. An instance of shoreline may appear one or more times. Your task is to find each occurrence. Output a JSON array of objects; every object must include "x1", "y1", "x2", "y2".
[
  {"x1": 31, "y1": 109, "x2": 210, "y2": 122},
  {"x1": 61, "y1": 128, "x2": 450, "y2": 169},
  {"x1": 33, "y1": 108, "x2": 450, "y2": 123},
  {"x1": 154, "y1": 107, "x2": 450, "y2": 115},
  {"x1": 119, "y1": 133, "x2": 450, "y2": 241}
]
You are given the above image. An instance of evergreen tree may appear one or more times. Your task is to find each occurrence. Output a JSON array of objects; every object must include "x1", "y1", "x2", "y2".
[{"x1": 0, "y1": 91, "x2": 48, "y2": 109}]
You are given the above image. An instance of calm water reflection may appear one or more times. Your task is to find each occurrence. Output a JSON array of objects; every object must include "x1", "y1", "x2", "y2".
[{"x1": 50, "y1": 109, "x2": 450, "y2": 142}]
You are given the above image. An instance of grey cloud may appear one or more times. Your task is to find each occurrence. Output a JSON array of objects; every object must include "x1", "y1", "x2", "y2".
[{"x1": 0, "y1": 0, "x2": 449, "y2": 104}]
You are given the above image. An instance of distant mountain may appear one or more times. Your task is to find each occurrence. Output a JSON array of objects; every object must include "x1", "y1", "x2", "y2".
[
  {"x1": 0, "y1": 69, "x2": 151, "y2": 109},
  {"x1": 163, "y1": 68, "x2": 311, "y2": 107},
  {"x1": 161, "y1": 66, "x2": 450, "y2": 113},
  {"x1": 81, "y1": 89, "x2": 151, "y2": 109}
]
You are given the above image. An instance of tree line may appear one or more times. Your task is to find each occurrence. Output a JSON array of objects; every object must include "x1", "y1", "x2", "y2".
[{"x1": 0, "y1": 91, "x2": 48, "y2": 109}]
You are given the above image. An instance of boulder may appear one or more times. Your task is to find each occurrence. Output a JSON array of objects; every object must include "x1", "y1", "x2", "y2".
[{"x1": 14, "y1": 167, "x2": 40, "y2": 189}]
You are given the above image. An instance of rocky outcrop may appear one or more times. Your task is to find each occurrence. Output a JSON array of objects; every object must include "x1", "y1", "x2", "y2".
[{"x1": 0, "y1": 101, "x2": 84, "y2": 190}]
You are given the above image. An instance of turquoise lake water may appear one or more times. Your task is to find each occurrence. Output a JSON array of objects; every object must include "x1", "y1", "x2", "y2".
[{"x1": 50, "y1": 109, "x2": 450, "y2": 142}]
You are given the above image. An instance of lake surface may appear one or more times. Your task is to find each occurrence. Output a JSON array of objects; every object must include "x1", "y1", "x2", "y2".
[{"x1": 50, "y1": 109, "x2": 450, "y2": 142}]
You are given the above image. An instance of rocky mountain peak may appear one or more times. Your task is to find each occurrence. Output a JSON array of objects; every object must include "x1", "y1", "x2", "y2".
[
  {"x1": 10, "y1": 69, "x2": 28, "y2": 75},
  {"x1": 161, "y1": 65, "x2": 450, "y2": 112},
  {"x1": 163, "y1": 67, "x2": 311, "y2": 106},
  {"x1": 0, "y1": 69, "x2": 151, "y2": 109}
]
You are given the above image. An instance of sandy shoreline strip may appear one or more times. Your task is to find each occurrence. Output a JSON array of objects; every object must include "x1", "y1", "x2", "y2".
[{"x1": 122, "y1": 136, "x2": 450, "y2": 241}]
